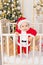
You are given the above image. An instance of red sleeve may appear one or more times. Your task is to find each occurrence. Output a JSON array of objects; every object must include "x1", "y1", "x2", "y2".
[
  {"x1": 27, "y1": 28, "x2": 37, "y2": 36},
  {"x1": 15, "y1": 25, "x2": 21, "y2": 34},
  {"x1": 16, "y1": 28, "x2": 21, "y2": 34}
]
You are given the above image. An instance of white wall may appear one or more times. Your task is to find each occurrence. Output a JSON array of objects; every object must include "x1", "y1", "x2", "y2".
[{"x1": 20, "y1": 0, "x2": 33, "y2": 23}]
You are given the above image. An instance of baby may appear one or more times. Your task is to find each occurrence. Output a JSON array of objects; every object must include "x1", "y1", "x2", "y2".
[{"x1": 15, "y1": 17, "x2": 37, "y2": 54}]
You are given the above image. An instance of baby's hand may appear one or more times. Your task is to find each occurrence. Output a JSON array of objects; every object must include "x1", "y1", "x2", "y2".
[
  {"x1": 15, "y1": 32, "x2": 19, "y2": 36},
  {"x1": 28, "y1": 37, "x2": 33, "y2": 42}
]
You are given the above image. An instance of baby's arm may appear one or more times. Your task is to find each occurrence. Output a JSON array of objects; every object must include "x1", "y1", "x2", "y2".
[
  {"x1": 15, "y1": 28, "x2": 21, "y2": 36},
  {"x1": 28, "y1": 36, "x2": 33, "y2": 43},
  {"x1": 15, "y1": 32, "x2": 19, "y2": 36}
]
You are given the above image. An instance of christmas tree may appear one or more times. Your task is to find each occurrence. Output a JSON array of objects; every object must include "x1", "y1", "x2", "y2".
[{"x1": 2, "y1": 0, "x2": 22, "y2": 22}]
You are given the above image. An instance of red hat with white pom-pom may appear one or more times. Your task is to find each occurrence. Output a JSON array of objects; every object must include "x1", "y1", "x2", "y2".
[{"x1": 17, "y1": 17, "x2": 30, "y2": 29}]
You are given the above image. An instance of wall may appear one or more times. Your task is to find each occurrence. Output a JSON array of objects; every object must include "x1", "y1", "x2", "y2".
[{"x1": 20, "y1": 0, "x2": 33, "y2": 23}]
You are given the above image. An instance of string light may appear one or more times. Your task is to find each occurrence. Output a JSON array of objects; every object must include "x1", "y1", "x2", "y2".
[
  {"x1": 17, "y1": 6, "x2": 20, "y2": 10},
  {"x1": 0, "y1": 0, "x2": 22, "y2": 21},
  {"x1": 7, "y1": 3, "x2": 9, "y2": 6},
  {"x1": 12, "y1": 14, "x2": 15, "y2": 17},
  {"x1": 11, "y1": 4, "x2": 14, "y2": 7},
  {"x1": 0, "y1": 11, "x2": 2, "y2": 14},
  {"x1": 4, "y1": 10, "x2": 6, "y2": 13},
  {"x1": 17, "y1": 0, "x2": 19, "y2": 3}
]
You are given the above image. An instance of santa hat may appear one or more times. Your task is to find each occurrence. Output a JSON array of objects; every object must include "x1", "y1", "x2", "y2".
[{"x1": 17, "y1": 17, "x2": 30, "y2": 29}]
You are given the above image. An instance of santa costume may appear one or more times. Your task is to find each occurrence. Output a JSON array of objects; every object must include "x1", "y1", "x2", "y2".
[{"x1": 16, "y1": 17, "x2": 37, "y2": 54}]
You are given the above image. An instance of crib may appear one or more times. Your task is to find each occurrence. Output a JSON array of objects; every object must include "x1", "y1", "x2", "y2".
[{"x1": 0, "y1": 22, "x2": 43, "y2": 65}]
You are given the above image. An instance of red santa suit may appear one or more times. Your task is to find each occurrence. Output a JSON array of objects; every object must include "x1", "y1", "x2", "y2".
[
  {"x1": 16, "y1": 17, "x2": 37, "y2": 54},
  {"x1": 16, "y1": 28, "x2": 37, "y2": 54}
]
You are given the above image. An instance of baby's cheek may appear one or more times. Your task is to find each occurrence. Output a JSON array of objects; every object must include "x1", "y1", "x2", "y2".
[
  {"x1": 20, "y1": 27, "x2": 23, "y2": 30},
  {"x1": 26, "y1": 27, "x2": 29, "y2": 30}
]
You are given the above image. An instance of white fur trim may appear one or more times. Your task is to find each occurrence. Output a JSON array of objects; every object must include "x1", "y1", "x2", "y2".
[
  {"x1": 17, "y1": 42, "x2": 31, "y2": 47},
  {"x1": 18, "y1": 19, "x2": 30, "y2": 29}
]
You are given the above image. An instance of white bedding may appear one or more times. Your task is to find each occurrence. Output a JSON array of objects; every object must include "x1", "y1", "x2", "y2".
[{"x1": 3, "y1": 51, "x2": 43, "y2": 65}]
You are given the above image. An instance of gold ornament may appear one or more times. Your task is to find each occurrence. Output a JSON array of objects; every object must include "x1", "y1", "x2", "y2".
[{"x1": 34, "y1": 0, "x2": 43, "y2": 15}]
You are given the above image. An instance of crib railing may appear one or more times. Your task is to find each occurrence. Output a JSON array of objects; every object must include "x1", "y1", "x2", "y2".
[
  {"x1": 0, "y1": 33, "x2": 43, "y2": 65},
  {"x1": 0, "y1": 22, "x2": 43, "y2": 65},
  {"x1": 0, "y1": 22, "x2": 43, "y2": 34}
]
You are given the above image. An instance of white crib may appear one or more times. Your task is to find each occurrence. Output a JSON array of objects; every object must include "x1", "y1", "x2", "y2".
[
  {"x1": 0, "y1": 22, "x2": 43, "y2": 65},
  {"x1": 0, "y1": 34, "x2": 43, "y2": 65}
]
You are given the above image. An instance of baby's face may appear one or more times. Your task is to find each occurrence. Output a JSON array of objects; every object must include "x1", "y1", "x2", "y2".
[{"x1": 20, "y1": 22, "x2": 29, "y2": 31}]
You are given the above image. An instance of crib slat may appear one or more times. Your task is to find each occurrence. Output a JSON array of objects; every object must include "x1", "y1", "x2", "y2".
[
  {"x1": 1, "y1": 36, "x2": 3, "y2": 65},
  {"x1": 39, "y1": 36, "x2": 41, "y2": 65},
  {"x1": 13, "y1": 35, "x2": 15, "y2": 56},
  {"x1": 20, "y1": 35, "x2": 22, "y2": 58},
  {"x1": 26, "y1": 35, "x2": 28, "y2": 57},
  {"x1": 39, "y1": 35, "x2": 41, "y2": 59},
  {"x1": 7, "y1": 36, "x2": 9, "y2": 56},
  {"x1": 1, "y1": 33, "x2": 43, "y2": 65}
]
